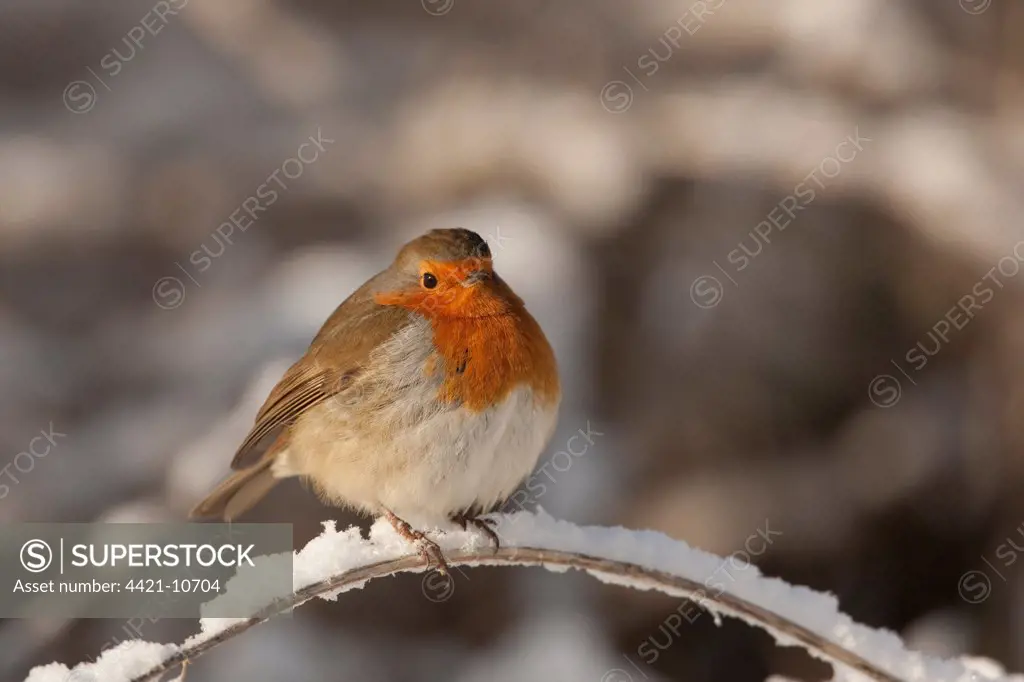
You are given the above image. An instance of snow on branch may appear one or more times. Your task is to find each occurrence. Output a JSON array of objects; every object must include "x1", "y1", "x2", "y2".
[{"x1": 25, "y1": 511, "x2": 1021, "y2": 682}]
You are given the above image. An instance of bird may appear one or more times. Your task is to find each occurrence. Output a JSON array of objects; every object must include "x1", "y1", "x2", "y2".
[{"x1": 190, "y1": 228, "x2": 561, "y2": 573}]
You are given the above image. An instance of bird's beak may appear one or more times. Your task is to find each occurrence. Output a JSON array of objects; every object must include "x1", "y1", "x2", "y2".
[{"x1": 461, "y1": 270, "x2": 491, "y2": 287}]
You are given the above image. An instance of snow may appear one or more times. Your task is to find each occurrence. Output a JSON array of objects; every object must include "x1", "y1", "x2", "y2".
[
  {"x1": 26, "y1": 641, "x2": 176, "y2": 682},
  {"x1": 24, "y1": 510, "x2": 1024, "y2": 682}
]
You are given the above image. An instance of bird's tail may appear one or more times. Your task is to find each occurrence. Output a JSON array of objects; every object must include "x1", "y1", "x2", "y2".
[{"x1": 189, "y1": 457, "x2": 280, "y2": 521}]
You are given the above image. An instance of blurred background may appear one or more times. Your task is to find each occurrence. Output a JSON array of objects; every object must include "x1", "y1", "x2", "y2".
[{"x1": 2, "y1": 0, "x2": 1024, "y2": 680}]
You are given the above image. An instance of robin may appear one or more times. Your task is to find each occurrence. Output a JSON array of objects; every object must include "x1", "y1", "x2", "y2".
[{"x1": 190, "y1": 228, "x2": 561, "y2": 573}]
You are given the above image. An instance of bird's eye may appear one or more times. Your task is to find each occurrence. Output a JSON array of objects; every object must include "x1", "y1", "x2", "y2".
[{"x1": 422, "y1": 272, "x2": 438, "y2": 289}]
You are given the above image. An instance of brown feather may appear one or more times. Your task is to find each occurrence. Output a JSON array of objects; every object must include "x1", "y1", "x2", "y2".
[
  {"x1": 231, "y1": 273, "x2": 414, "y2": 470},
  {"x1": 191, "y1": 433, "x2": 288, "y2": 519},
  {"x1": 231, "y1": 361, "x2": 332, "y2": 469}
]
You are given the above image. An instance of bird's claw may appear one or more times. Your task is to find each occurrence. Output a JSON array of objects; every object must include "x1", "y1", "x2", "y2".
[
  {"x1": 417, "y1": 539, "x2": 451, "y2": 576},
  {"x1": 450, "y1": 512, "x2": 501, "y2": 551},
  {"x1": 383, "y1": 508, "x2": 451, "y2": 575}
]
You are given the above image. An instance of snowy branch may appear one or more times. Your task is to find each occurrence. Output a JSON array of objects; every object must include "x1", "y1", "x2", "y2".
[{"x1": 26, "y1": 512, "x2": 1018, "y2": 682}]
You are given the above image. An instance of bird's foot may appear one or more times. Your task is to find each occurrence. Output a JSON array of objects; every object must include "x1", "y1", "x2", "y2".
[
  {"x1": 383, "y1": 508, "x2": 451, "y2": 576},
  {"x1": 450, "y1": 511, "x2": 501, "y2": 551}
]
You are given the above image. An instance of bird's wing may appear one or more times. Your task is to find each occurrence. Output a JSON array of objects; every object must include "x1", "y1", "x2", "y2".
[
  {"x1": 230, "y1": 284, "x2": 412, "y2": 470},
  {"x1": 230, "y1": 359, "x2": 338, "y2": 469}
]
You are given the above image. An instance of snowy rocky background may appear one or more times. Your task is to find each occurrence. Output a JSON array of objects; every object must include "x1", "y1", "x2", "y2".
[{"x1": 2, "y1": 0, "x2": 1024, "y2": 681}]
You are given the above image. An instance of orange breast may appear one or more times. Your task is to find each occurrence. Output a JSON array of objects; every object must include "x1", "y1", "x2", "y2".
[{"x1": 430, "y1": 309, "x2": 560, "y2": 411}]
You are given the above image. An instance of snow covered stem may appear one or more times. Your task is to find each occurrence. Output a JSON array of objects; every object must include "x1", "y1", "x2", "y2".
[
  {"x1": 37, "y1": 513, "x2": 989, "y2": 682},
  {"x1": 127, "y1": 546, "x2": 900, "y2": 682}
]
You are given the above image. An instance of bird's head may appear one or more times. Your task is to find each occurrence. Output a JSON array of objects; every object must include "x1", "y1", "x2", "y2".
[{"x1": 374, "y1": 229, "x2": 521, "y2": 319}]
